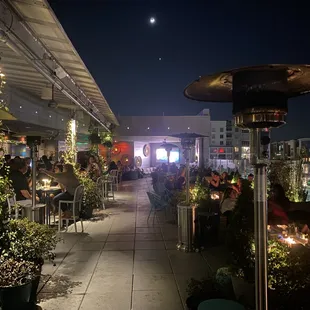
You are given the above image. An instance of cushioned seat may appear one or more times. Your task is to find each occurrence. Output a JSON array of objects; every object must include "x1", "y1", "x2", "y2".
[{"x1": 198, "y1": 299, "x2": 245, "y2": 310}]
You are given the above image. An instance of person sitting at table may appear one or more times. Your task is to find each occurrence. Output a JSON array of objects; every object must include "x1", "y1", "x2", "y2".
[
  {"x1": 231, "y1": 177, "x2": 243, "y2": 195},
  {"x1": 209, "y1": 171, "x2": 221, "y2": 190},
  {"x1": 9, "y1": 158, "x2": 39, "y2": 202},
  {"x1": 268, "y1": 184, "x2": 289, "y2": 225},
  {"x1": 220, "y1": 188, "x2": 238, "y2": 226},
  {"x1": 86, "y1": 155, "x2": 101, "y2": 181},
  {"x1": 40, "y1": 164, "x2": 80, "y2": 218},
  {"x1": 41, "y1": 155, "x2": 53, "y2": 171}
]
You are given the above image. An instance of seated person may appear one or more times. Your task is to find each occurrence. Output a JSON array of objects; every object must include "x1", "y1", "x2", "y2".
[
  {"x1": 220, "y1": 188, "x2": 237, "y2": 226},
  {"x1": 231, "y1": 177, "x2": 243, "y2": 195},
  {"x1": 268, "y1": 184, "x2": 289, "y2": 225},
  {"x1": 209, "y1": 171, "x2": 221, "y2": 190},
  {"x1": 248, "y1": 173, "x2": 254, "y2": 184},
  {"x1": 40, "y1": 164, "x2": 80, "y2": 217},
  {"x1": 9, "y1": 158, "x2": 39, "y2": 202}
]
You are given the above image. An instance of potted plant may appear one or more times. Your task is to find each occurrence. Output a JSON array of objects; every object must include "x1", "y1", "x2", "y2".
[
  {"x1": 186, "y1": 275, "x2": 223, "y2": 310},
  {"x1": 76, "y1": 172, "x2": 100, "y2": 219},
  {"x1": 0, "y1": 257, "x2": 38, "y2": 310},
  {"x1": 0, "y1": 218, "x2": 58, "y2": 304}
]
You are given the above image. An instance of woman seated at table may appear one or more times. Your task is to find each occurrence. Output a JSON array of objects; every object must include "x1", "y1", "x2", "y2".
[
  {"x1": 40, "y1": 164, "x2": 80, "y2": 218},
  {"x1": 220, "y1": 188, "x2": 238, "y2": 226},
  {"x1": 231, "y1": 177, "x2": 243, "y2": 195},
  {"x1": 209, "y1": 171, "x2": 221, "y2": 190},
  {"x1": 268, "y1": 184, "x2": 289, "y2": 225},
  {"x1": 175, "y1": 166, "x2": 186, "y2": 190},
  {"x1": 86, "y1": 155, "x2": 101, "y2": 181}
]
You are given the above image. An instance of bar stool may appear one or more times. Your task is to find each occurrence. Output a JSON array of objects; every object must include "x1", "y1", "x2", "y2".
[{"x1": 104, "y1": 176, "x2": 114, "y2": 201}]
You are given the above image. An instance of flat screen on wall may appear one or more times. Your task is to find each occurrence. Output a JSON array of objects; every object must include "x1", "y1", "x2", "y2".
[{"x1": 156, "y1": 148, "x2": 180, "y2": 163}]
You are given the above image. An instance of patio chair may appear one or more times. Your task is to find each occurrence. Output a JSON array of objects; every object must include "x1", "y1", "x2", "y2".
[
  {"x1": 58, "y1": 185, "x2": 84, "y2": 233},
  {"x1": 7, "y1": 194, "x2": 19, "y2": 220},
  {"x1": 109, "y1": 169, "x2": 119, "y2": 191},
  {"x1": 146, "y1": 191, "x2": 168, "y2": 225},
  {"x1": 96, "y1": 177, "x2": 106, "y2": 209}
]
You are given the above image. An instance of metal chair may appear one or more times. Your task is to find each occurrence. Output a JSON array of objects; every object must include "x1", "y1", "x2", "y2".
[
  {"x1": 7, "y1": 195, "x2": 19, "y2": 220},
  {"x1": 146, "y1": 191, "x2": 168, "y2": 225},
  {"x1": 58, "y1": 185, "x2": 84, "y2": 233},
  {"x1": 109, "y1": 169, "x2": 119, "y2": 191},
  {"x1": 104, "y1": 176, "x2": 115, "y2": 201},
  {"x1": 96, "y1": 177, "x2": 106, "y2": 209}
]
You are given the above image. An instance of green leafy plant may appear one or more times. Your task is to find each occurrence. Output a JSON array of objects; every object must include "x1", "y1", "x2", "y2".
[
  {"x1": 76, "y1": 171, "x2": 101, "y2": 215},
  {"x1": 0, "y1": 257, "x2": 37, "y2": 287},
  {"x1": 268, "y1": 159, "x2": 307, "y2": 202},
  {"x1": 101, "y1": 132, "x2": 113, "y2": 148},
  {"x1": 190, "y1": 178, "x2": 211, "y2": 206},
  {"x1": 0, "y1": 218, "x2": 59, "y2": 264},
  {"x1": 63, "y1": 119, "x2": 78, "y2": 166}
]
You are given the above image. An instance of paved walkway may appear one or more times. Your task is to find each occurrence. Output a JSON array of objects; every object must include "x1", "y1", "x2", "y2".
[{"x1": 38, "y1": 178, "x2": 223, "y2": 310}]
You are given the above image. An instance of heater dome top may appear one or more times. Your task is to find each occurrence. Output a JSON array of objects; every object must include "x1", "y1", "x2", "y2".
[{"x1": 184, "y1": 64, "x2": 310, "y2": 103}]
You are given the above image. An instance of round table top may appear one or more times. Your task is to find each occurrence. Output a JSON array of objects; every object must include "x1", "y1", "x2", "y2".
[{"x1": 198, "y1": 299, "x2": 245, "y2": 310}]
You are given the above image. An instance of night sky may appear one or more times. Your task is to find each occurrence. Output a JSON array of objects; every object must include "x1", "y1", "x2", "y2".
[{"x1": 49, "y1": 0, "x2": 310, "y2": 141}]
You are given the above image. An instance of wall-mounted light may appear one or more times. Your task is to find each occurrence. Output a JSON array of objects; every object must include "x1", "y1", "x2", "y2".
[
  {"x1": 188, "y1": 127, "x2": 190, "y2": 130},
  {"x1": 168, "y1": 127, "x2": 170, "y2": 130},
  {"x1": 61, "y1": 118, "x2": 64, "y2": 121},
  {"x1": 49, "y1": 115, "x2": 52, "y2": 118},
  {"x1": 147, "y1": 127, "x2": 150, "y2": 130},
  {"x1": 127, "y1": 127, "x2": 130, "y2": 130},
  {"x1": 35, "y1": 111, "x2": 38, "y2": 114},
  {"x1": 19, "y1": 106, "x2": 22, "y2": 109}
]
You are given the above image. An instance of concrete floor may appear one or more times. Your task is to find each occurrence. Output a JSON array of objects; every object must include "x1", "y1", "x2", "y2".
[{"x1": 38, "y1": 178, "x2": 220, "y2": 310}]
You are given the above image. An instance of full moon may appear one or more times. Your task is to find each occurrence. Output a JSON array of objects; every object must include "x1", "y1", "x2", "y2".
[{"x1": 149, "y1": 17, "x2": 156, "y2": 24}]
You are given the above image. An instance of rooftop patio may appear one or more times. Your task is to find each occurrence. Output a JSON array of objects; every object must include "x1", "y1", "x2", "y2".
[{"x1": 37, "y1": 177, "x2": 228, "y2": 310}]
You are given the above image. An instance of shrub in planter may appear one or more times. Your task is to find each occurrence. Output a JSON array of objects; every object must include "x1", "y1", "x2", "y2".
[
  {"x1": 186, "y1": 275, "x2": 223, "y2": 310},
  {"x1": 76, "y1": 172, "x2": 101, "y2": 218},
  {"x1": 227, "y1": 180, "x2": 310, "y2": 309},
  {"x1": 0, "y1": 258, "x2": 38, "y2": 310},
  {"x1": 0, "y1": 219, "x2": 59, "y2": 304}
]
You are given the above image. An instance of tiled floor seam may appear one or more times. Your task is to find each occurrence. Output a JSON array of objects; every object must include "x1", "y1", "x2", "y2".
[
  {"x1": 38, "y1": 231, "x2": 85, "y2": 294},
  {"x1": 159, "y1": 215, "x2": 187, "y2": 310},
  {"x1": 77, "y1": 216, "x2": 115, "y2": 309}
]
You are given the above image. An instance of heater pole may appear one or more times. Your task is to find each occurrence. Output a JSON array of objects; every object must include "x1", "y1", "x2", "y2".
[
  {"x1": 185, "y1": 149, "x2": 190, "y2": 205},
  {"x1": 250, "y1": 128, "x2": 268, "y2": 310}
]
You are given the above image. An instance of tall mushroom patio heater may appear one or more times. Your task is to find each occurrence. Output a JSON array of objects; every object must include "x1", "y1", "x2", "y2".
[
  {"x1": 171, "y1": 133, "x2": 206, "y2": 253},
  {"x1": 184, "y1": 64, "x2": 310, "y2": 310},
  {"x1": 160, "y1": 140, "x2": 178, "y2": 172}
]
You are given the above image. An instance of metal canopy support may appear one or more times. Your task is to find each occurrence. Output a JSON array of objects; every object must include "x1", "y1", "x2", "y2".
[{"x1": 0, "y1": 0, "x2": 110, "y2": 131}]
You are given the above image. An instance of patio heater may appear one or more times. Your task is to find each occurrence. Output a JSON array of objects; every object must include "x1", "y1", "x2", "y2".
[
  {"x1": 160, "y1": 140, "x2": 178, "y2": 171},
  {"x1": 171, "y1": 133, "x2": 206, "y2": 253},
  {"x1": 184, "y1": 64, "x2": 310, "y2": 310},
  {"x1": 26, "y1": 136, "x2": 41, "y2": 220}
]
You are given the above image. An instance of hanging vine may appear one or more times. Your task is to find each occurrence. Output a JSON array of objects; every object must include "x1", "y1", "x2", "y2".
[
  {"x1": 63, "y1": 119, "x2": 78, "y2": 165},
  {"x1": 0, "y1": 70, "x2": 15, "y2": 221}
]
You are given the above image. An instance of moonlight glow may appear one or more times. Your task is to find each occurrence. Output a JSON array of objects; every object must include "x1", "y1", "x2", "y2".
[{"x1": 149, "y1": 17, "x2": 156, "y2": 24}]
